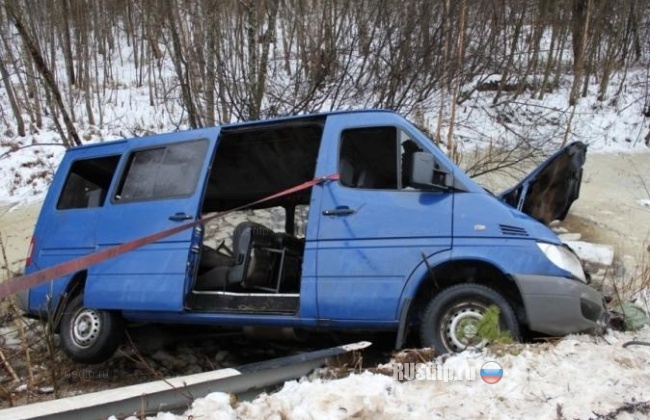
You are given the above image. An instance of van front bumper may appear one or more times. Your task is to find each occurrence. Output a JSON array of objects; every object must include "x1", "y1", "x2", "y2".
[{"x1": 512, "y1": 274, "x2": 608, "y2": 336}]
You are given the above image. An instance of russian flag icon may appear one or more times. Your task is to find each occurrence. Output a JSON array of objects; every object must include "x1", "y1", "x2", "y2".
[{"x1": 480, "y1": 361, "x2": 503, "y2": 384}]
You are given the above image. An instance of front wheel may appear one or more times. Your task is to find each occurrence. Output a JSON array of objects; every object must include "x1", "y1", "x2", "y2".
[
  {"x1": 59, "y1": 294, "x2": 124, "y2": 364},
  {"x1": 420, "y1": 284, "x2": 520, "y2": 354}
]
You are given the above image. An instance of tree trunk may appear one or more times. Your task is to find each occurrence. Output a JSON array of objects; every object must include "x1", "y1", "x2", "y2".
[
  {"x1": 254, "y1": 0, "x2": 279, "y2": 117},
  {"x1": 169, "y1": 5, "x2": 201, "y2": 128},
  {"x1": 18, "y1": 39, "x2": 43, "y2": 129},
  {"x1": 245, "y1": 0, "x2": 259, "y2": 119},
  {"x1": 0, "y1": 52, "x2": 26, "y2": 136},
  {"x1": 493, "y1": 5, "x2": 526, "y2": 105},
  {"x1": 434, "y1": 0, "x2": 451, "y2": 146},
  {"x1": 569, "y1": 0, "x2": 592, "y2": 106},
  {"x1": 447, "y1": 0, "x2": 467, "y2": 162},
  {"x1": 8, "y1": 3, "x2": 81, "y2": 147},
  {"x1": 61, "y1": 0, "x2": 75, "y2": 86},
  {"x1": 538, "y1": 9, "x2": 558, "y2": 99},
  {"x1": 205, "y1": 3, "x2": 217, "y2": 126}
]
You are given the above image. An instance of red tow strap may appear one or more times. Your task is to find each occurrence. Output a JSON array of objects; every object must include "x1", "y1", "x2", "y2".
[{"x1": 0, "y1": 174, "x2": 339, "y2": 300}]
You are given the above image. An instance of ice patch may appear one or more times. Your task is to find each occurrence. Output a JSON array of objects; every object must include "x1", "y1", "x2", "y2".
[{"x1": 558, "y1": 233, "x2": 582, "y2": 241}]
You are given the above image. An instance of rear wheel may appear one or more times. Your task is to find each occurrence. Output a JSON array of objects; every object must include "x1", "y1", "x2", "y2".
[
  {"x1": 420, "y1": 284, "x2": 520, "y2": 354},
  {"x1": 60, "y1": 294, "x2": 124, "y2": 364}
]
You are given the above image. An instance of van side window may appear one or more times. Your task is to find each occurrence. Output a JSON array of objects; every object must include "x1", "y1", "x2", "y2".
[
  {"x1": 57, "y1": 155, "x2": 120, "y2": 210},
  {"x1": 339, "y1": 127, "x2": 433, "y2": 190},
  {"x1": 114, "y1": 139, "x2": 208, "y2": 202},
  {"x1": 339, "y1": 127, "x2": 398, "y2": 189}
]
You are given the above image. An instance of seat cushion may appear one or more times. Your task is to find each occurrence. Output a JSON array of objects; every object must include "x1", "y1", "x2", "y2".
[
  {"x1": 200, "y1": 245, "x2": 235, "y2": 270},
  {"x1": 195, "y1": 245, "x2": 235, "y2": 290}
]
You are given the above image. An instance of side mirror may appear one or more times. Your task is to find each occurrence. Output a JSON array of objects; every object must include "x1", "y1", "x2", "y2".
[{"x1": 410, "y1": 152, "x2": 452, "y2": 190}]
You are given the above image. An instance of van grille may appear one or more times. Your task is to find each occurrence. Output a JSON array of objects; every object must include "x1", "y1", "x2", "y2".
[{"x1": 499, "y1": 224, "x2": 529, "y2": 237}]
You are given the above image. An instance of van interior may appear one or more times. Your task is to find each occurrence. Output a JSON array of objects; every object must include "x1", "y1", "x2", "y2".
[{"x1": 188, "y1": 117, "x2": 325, "y2": 314}]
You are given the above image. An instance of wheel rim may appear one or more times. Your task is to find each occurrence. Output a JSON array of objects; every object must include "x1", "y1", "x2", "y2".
[
  {"x1": 71, "y1": 308, "x2": 101, "y2": 348},
  {"x1": 441, "y1": 301, "x2": 489, "y2": 352}
]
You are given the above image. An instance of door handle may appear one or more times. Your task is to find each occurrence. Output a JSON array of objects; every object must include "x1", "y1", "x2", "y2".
[
  {"x1": 169, "y1": 212, "x2": 193, "y2": 221},
  {"x1": 322, "y1": 206, "x2": 356, "y2": 216}
]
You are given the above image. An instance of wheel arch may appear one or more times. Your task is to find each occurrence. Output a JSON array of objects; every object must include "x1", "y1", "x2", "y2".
[
  {"x1": 53, "y1": 270, "x2": 88, "y2": 332},
  {"x1": 396, "y1": 257, "x2": 527, "y2": 348}
]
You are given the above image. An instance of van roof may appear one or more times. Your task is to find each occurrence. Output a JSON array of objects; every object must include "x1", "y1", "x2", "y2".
[
  {"x1": 67, "y1": 109, "x2": 396, "y2": 152},
  {"x1": 220, "y1": 108, "x2": 394, "y2": 129},
  {"x1": 68, "y1": 108, "x2": 395, "y2": 151}
]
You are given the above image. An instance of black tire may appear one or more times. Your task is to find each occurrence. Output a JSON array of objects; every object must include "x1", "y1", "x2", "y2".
[
  {"x1": 59, "y1": 294, "x2": 124, "y2": 364},
  {"x1": 420, "y1": 284, "x2": 520, "y2": 354}
]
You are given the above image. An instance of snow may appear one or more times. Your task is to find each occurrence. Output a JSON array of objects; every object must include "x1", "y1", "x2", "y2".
[
  {"x1": 447, "y1": 70, "x2": 650, "y2": 159},
  {"x1": 131, "y1": 328, "x2": 650, "y2": 420},
  {"x1": 558, "y1": 232, "x2": 582, "y2": 241},
  {"x1": 564, "y1": 240, "x2": 616, "y2": 266}
]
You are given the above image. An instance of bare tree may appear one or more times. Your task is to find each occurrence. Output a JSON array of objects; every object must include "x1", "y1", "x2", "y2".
[
  {"x1": 569, "y1": 0, "x2": 592, "y2": 106},
  {"x1": 6, "y1": 1, "x2": 81, "y2": 147},
  {"x1": 0, "y1": 51, "x2": 25, "y2": 136},
  {"x1": 0, "y1": 0, "x2": 647, "y2": 157}
]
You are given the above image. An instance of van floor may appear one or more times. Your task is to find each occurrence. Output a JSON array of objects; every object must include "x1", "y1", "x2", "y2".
[{"x1": 188, "y1": 291, "x2": 299, "y2": 314}]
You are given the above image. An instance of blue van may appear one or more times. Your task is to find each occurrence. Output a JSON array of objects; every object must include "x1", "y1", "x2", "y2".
[{"x1": 15, "y1": 110, "x2": 608, "y2": 363}]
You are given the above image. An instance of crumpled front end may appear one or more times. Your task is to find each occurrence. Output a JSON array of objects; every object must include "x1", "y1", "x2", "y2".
[{"x1": 513, "y1": 274, "x2": 609, "y2": 336}]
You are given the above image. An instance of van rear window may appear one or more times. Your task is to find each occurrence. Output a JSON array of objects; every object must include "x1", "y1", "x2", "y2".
[
  {"x1": 57, "y1": 155, "x2": 121, "y2": 210},
  {"x1": 114, "y1": 139, "x2": 207, "y2": 202}
]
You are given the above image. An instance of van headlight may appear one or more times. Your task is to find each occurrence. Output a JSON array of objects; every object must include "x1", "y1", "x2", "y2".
[{"x1": 537, "y1": 242, "x2": 587, "y2": 283}]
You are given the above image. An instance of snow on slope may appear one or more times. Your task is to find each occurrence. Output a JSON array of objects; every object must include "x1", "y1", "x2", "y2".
[
  {"x1": 1, "y1": 64, "x2": 649, "y2": 206},
  {"x1": 450, "y1": 71, "x2": 650, "y2": 156}
]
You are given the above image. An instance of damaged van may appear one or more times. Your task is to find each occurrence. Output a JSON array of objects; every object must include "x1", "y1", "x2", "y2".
[{"x1": 15, "y1": 110, "x2": 608, "y2": 363}]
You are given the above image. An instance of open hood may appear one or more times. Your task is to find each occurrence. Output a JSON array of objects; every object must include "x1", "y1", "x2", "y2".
[{"x1": 498, "y1": 142, "x2": 587, "y2": 225}]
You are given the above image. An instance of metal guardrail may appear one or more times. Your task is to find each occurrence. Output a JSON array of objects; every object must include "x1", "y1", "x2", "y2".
[{"x1": 0, "y1": 341, "x2": 371, "y2": 420}]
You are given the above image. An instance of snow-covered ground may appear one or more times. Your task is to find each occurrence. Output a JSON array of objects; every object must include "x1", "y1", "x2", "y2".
[{"x1": 121, "y1": 328, "x2": 650, "y2": 420}]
